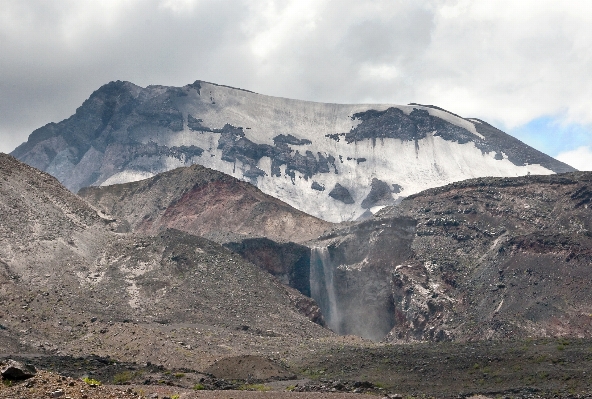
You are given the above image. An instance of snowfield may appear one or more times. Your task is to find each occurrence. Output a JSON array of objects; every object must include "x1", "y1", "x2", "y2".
[
  {"x1": 13, "y1": 80, "x2": 567, "y2": 223},
  {"x1": 122, "y1": 82, "x2": 553, "y2": 222}
]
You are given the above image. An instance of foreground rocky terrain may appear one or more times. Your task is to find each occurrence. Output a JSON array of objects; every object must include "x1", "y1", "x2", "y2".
[
  {"x1": 4, "y1": 337, "x2": 592, "y2": 398},
  {"x1": 3, "y1": 152, "x2": 592, "y2": 397}
]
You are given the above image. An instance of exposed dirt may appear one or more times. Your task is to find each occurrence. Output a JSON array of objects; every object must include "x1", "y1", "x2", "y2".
[
  {"x1": 4, "y1": 337, "x2": 592, "y2": 398},
  {"x1": 205, "y1": 355, "x2": 295, "y2": 380},
  {"x1": 291, "y1": 338, "x2": 592, "y2": 398},
  {"x1": 0, "y1": 370, "x2": 138, "y2": 399},
  {"x1": 0, "y1": 368, "x2": 364, "y2": 399}
]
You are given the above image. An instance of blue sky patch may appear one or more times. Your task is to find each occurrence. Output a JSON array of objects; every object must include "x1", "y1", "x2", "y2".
[{"x1": 507, "y1": 116, "x2": 592, "y2": 157}]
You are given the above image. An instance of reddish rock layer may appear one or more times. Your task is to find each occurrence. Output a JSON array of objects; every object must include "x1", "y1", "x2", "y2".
[{"x1": 79, "y1": 164, "x2": 332, "y2": 244}]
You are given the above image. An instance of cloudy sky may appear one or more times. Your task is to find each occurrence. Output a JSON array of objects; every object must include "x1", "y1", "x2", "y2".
[{"x1": 1, "y1": 0, "x2": 591, "y2": 170}]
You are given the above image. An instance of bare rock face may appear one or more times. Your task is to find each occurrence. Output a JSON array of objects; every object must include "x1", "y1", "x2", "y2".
[
  {"x1": 328, "y1": 183, "x2": 355, "y2": 204},
  {"x1": 383, "y1": 172, "x2": 592, "y2": 342},
  {"x1": 309, "y1": 218, "x2": 416, "y2": 340},
  {"x1": 309, "y1": 172, "x2": 592, "y2": 342},
  {"x1": 361, "y1": 178, "x2": 397, "y2": 209},
  {"x1": 284, "y1": 286, "x2": 326, "y2": 327},
  {"x1": 11, "y1": 80, "x2": 575, "y2": 222},
  {"x1": 224, "y1": 238, "x2": 312, "y2": 296}
]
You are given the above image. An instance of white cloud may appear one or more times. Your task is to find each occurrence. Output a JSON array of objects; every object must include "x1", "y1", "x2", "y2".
[
  {"x1": 555, "y1": 146, "x2": 592, "y2": 171},
  {"x1": 159, "y1": 0, "x2": 200, "y2": 14},
  {"x1": 246, "y1": 0, "x2": 321, "y2": 59},
  {"x1": 359, "y1": 63, "x2": 399, "y2": 82},
  {"x1": 415, "y1": 0, "x2": 592, "y2": 127}
]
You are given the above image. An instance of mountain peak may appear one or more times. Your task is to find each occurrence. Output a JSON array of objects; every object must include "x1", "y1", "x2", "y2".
[{"x1": 11, "y1": 80, "x2": 576, "y2": 222}]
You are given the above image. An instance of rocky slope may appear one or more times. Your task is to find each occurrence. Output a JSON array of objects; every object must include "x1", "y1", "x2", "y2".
[
  {"x1": 4, "y1": 155, "x2": 592, "y2": 398},
  {"x1": 0, "y1": 153, "x2": 332, "y2": 370},
  {"x1": 308, "y1": 172, "x2": 592, "y2": 341},
  {"x1": 78, "y1": 163, "x2": 331, "y2": 244},
  {"x1": 78, "y1": 163, "x2": 332, "y2": 300},
  {"x1": 11, "y1": 80, "x2": 576, "y2": 222},
  {"x1": 76, "y1": 154, "x2": 592, "y2": 343}
]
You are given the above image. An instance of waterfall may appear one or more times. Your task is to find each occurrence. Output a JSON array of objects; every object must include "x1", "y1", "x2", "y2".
[
  {"x1": 309, "y1": 245, "x2": 396, "y2": 341},
  {"x1": 310, "y1": 247, "x2": 342, "y2": 334}
]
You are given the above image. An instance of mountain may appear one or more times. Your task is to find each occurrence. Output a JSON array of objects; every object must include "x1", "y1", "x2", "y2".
[
  {"x1": 11, "y1": 80, "x2": 576, "y2": 222},
  {"x1": 78, "y1": 163, "x2": 332, "y2": 299},
  {"x1": 0, "y1": 153, "x2": 331, "y2": 370},
  {"x1": 76, "y1": 151, "x2": 592, "y2": 343},
  {"x1": 307, "y1": 171, "x2": 592, "y2": 341},
  {"x1": 4, "y1": 154, "x2": 592, "y2": 398},
  {"x1": 78, "y1": 163, "x2": 331, "y2": 244}
]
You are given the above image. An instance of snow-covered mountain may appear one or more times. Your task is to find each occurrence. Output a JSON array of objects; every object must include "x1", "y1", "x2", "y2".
[{"x1": 11, "y1": 80, "x2": 575, "y2": 222}]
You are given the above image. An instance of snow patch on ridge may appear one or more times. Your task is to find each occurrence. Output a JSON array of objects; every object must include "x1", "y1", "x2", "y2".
[{"x1": 101, "y1": 170, "x2": 155, "y2": 186}]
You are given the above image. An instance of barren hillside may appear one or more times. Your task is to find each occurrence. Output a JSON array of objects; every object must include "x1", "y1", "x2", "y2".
[
  {"x1": 0, "y1": 154, "x2": 332, "y2": 371},
  {"x1": 309, "y1": 172, "x2": 592, "y2": 341},
  {"x1": 78, "y1": 163, "x2": 331, "y2": 244}
]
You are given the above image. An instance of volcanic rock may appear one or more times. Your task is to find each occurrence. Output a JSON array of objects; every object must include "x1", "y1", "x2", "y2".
[
  {"x1": 0, "y1": 359, "x2": 36, "y2": 380},
  {"x1": 328, "y1": 183, "x2": 355, "y2": 205},
  {"x1": 309, "y1": 172, "x2": 592, "y2": 341},
  {"x1": 78, "y1": 163, "x2": 331, "y2": 244},
  {"x1": 0, "y1": 153, "x2": 332, "y2": 369},
  {"x1": 11, "y1": 80, "x2": 575, "y2": 222}
]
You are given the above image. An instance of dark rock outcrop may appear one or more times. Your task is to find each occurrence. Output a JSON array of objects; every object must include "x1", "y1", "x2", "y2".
[
  {"x1": 361, "y1": 178, "x2": 394, "y2": 209},
  {"x1": 342, "y1": 105, "x2": 575, "y2": 173},
  {"x1": 310, "y1": 172, "x2": 592, "y2": 342},
  {"x1": 311, "y1": 181, "x2": 325, "y2": 191},
  {"x1": 224, "y1": 238, "x2": 312, "y2": 296},
  {"x1": 329, "y1": 183, "x2": 354, "y2": 204}
]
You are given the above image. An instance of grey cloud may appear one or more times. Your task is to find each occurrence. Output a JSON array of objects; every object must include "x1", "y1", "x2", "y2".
[
  {"x1": 339, "y1": 7, "x2": 434, "y2": 64},
  {"x1": 0, "y1": 0, "x2": 255, "y2": 153}
]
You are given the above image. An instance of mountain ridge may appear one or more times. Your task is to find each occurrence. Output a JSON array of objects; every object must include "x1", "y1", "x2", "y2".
[
  {"x1": 11, "y1": 79, "x2": 576, "y2": 222},
  {"x1": 78, "y1": 162, "x2": 331, "y2": 244}
]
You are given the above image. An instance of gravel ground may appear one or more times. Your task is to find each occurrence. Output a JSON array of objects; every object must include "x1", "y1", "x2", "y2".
[
  {"x1": 0, "y1": 370, "x2": 137, "y2": 399},
  {"x1": 0, "y1": 370, "x2": 372, "y2": 399}
]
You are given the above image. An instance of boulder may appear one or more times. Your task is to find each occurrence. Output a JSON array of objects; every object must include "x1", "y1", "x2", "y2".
[{"x1": 0, "y1": 359, "x2": 37, "y2": 380}]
